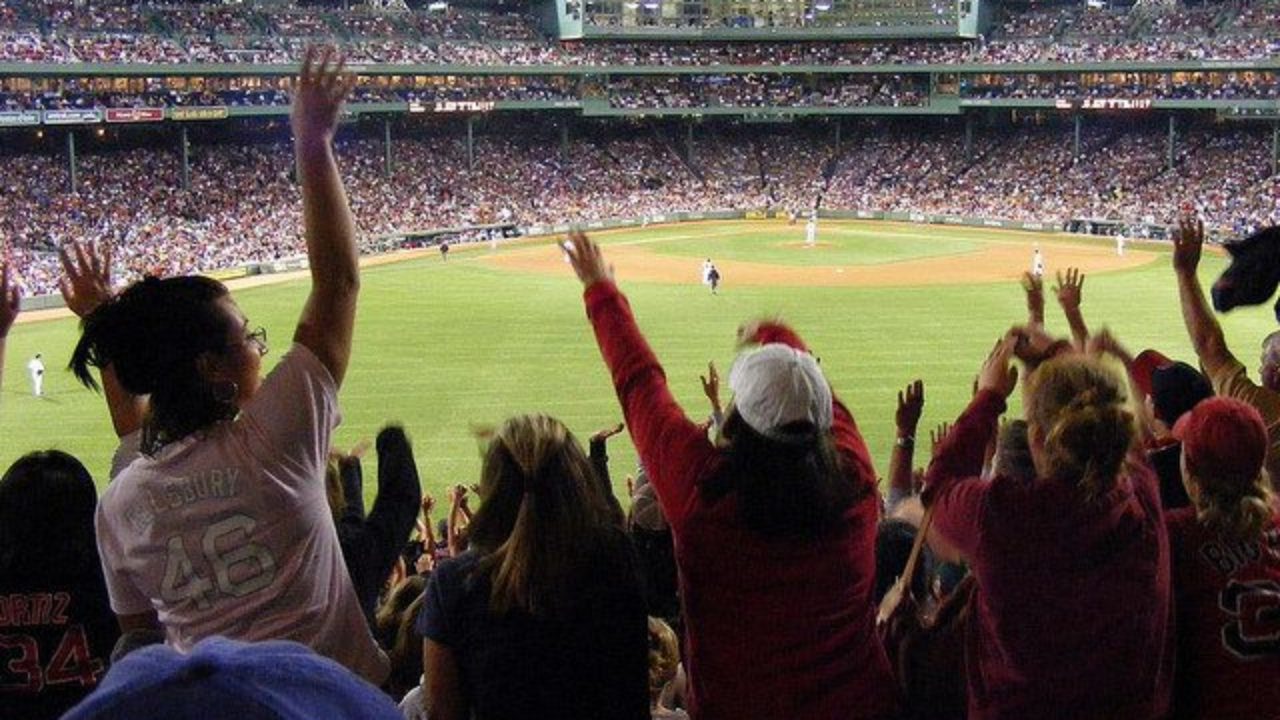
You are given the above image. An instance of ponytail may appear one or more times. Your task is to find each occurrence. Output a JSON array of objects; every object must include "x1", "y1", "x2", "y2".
[
  {"x1": 1196, "y1": 482, "x2": 1275, "y2": 541},
  {"x1": 69, "y1": 275, "x2": 234, "y2": 453},
  {"x1": 1029, "y1": 356, "x2": 1135, "y2": 499}
]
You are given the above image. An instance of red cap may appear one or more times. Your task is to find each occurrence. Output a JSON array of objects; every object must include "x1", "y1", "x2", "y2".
[
  {"x1": 1172, "y1": 397, "x2": 1269, "y2": 486},
  {"x1": 1131, "y1": 349, "x2": 1173, "y2": 397}
]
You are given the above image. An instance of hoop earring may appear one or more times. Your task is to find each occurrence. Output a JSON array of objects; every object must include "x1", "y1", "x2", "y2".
[{"x1": 212, "y1": 381, "x2": 239, "y2": 405}]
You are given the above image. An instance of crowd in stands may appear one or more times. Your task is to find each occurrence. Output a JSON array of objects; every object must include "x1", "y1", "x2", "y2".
[
  {"x1": 3, "y1": 117, "x2": 1279, "y2": 297},
  {"x1": 1, "y1": 0, "x2": 1280, "y2": 66},
  {"x1": 3, "y1": 46, "x2": 1280, "y2": 720},
  {"x1": 606, "y1": 74, "x2": 928, "y2": 109}
]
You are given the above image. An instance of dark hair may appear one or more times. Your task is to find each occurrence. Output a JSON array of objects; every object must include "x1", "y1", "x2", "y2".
[
  {"x1": 467, "y1": 414, "x2": 619, "y2": 617},
  {"x1": 702, "y1": 410, "x2": 857, "y2": 540},
  {"x1": 69, "y1": 275, "x2": 237, "y2": 454},
  {"x1": 0, "y1": 450, "x2": 99, "y2": 579}
]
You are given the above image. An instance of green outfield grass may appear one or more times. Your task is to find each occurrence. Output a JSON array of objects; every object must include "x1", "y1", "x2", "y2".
[{"x1": 1, "y1": 220, "x2": 1272, "y2": 507}]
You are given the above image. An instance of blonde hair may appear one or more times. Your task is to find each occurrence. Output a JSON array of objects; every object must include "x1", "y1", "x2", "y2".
[
  {"x1": 469, "y1": 414, "x2": 613, "y2": 616},
  {"x1": 647, "y1": 617, "x2": 680, "y2": 704},
  {"x1": 1027, "y1": 356, "x2": 1135, "y2": 500},
  {"x1": 1192, "y1": 471, "x2": 1275, "y2": 542},
  {"x1": 324, "y1": 457, "x2": 347, "y2": 523}
]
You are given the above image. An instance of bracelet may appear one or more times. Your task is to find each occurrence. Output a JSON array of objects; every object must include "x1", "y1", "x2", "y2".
[{"x1": 895, "y1": 435, "x2": 915, "y2": 448}]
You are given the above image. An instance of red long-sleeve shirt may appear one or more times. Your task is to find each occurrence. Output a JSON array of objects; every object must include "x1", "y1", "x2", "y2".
[
  {"x1": 924, "y1": 389, "x2": 1174, "y2": 720},
  {"x1": 584, "y1": 281, "x2": 897, "y2": 720}
]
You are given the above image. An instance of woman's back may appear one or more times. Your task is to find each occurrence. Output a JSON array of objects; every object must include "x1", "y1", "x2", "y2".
[
  {"x1": 418, "y1": 533, "x2": 649, "y2": 720},
  {"x1": 675, "y1": 478, "x2": 890, "y2": 720},
  {"x1": 962, "y1": 461, "x2": 1172, "y2": 718},
  {"x1": 1167, "y1": 509, "x2": 1280, "y2": 719}
]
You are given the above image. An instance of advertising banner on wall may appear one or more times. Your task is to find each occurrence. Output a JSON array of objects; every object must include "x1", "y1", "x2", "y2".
[
  {"x1": 43, "y1": 109, "x2": 103, "y2": 125},
  {"x1": 106, "y1": 107, "x2": 165, "y2": 123}
]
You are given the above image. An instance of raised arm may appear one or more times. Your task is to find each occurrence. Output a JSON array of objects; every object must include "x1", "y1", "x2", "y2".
[
  {"x1": 1173, "y1": 217, "x2": 1236, "y2": 379},
  {"x1": 59, "y1": 241, "x2": 144, "y2": 438},
  {"x1": 1053, "y1": 267, "x2": 1089, "y2": 350},
  {"x1": 291, "y1": 47, "x2": 360, "y2": 386},
  {"x1": 567, "y1": 231, "x2": 717, "y2": 529},
  {"x1": 887, "y1": 379, "x2": 924, "y2": 513},
  {"x1": 1021, "y1": 271, "x2": 1045, "y2": 327},
  {"x1": 1088, "y1": 327, "x2": 1156, "y2": 444},
  {"x1": 588, "y1": 422, "x2": 627, "y2": 526},
  {"x1": 921, "y1": 337, "x2": 1017, "y2": 556},
  {"x1": 0, "y1": 264, "x2": 19, "y2": 399}
]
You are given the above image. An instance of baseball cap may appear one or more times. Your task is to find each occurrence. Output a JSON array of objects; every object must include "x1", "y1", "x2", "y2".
[
  {"x1": 62, "y1": 637, "x2": 403, "y2": 720},
  {"x1": 1172, "y1": 397, "x2": 1268, "y2": 486},
  {"x1": 728, "y1": 343, "x2": 833, "y2": 443},
  {"x1": 1131, "y1": 350, "x2": 1213, "y2": 424}
]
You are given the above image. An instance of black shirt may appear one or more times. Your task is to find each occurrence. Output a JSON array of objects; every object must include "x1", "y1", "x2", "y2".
[{"x1": 417, "y1": 535, "x2": 649, "y2": 720}]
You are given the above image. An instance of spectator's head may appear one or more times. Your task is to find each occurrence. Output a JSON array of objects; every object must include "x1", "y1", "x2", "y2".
[
  {"x1": 708, "y1": 343, "x2": 854, "y2": 539},
  {"x1": 62, "y1": 637, "x2": 402, "y2": 720},
  {"x1": 992, "y1": 419, "x2": 1035, "y2": 482},
  {"x1": 1026, "y1": 355, "x2": 1135, "y2": 499},
  {"x1": 647, "y1": 616, "x2": 680, "y2": 706},
  {"x1": 1132, "y1": 350, "x2": 1213, "y2": 431},
  {"x1": 1260, "y1": 330, "x2": 1280, "y2": 392},
  {"x1": 385, "y1": 590, "x2": 426, "y2": 700},
  {"x1": 468, "y1": 413, "x2": 613, "y2": 615},
  {"x1": 0, "y1": 450, "x2": 97, "y2": 578},
  {"x1": 1174, "y1": 396, "x2": 1274, "y2": 540},
  {"x1": 69, "y1": 276, "x2": 266, "y2": 454}
]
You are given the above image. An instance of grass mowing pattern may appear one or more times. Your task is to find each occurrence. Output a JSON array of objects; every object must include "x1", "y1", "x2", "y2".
[{"x1": 1, "y1": 221, "x2": 1270, "y2": 506}]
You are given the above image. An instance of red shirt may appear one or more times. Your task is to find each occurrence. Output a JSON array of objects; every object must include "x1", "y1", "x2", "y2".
[
  {"x1": 584, "y1": 281, "x2": 897, "y2": 720},
  {"x1": 1166, "y1": 507, "x2": 1280, "y2": 720},
  {"x1": 924, "y1": 390, "x2": 1174, "y2": 720}
]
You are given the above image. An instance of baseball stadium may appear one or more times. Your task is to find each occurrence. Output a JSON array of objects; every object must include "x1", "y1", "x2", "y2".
[{"x1": 2, "y1": 0, "x2": 1280, "y2": 718}]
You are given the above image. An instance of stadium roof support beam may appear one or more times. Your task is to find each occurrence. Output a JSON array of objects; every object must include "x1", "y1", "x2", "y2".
[
  {"x1": 66, "y1": 130, "x2": 77, "y2": 194},
  {"x1": 687, "y1": 122, "x2": 695, "y2": 166},
  {"x1": 1073, "y1": 114, "x2": 1081, "y2": 158},
  {"x1": 963, "y1": 115, "x2": 973, "y2": 163},
  {"x1": 560, "y1": 122, "x2": 569, "y2": 163},
  {"x1": 467, "y1": 117, "x2": 475, "y2": 171},
  {"x1": 1272, "y1": 121, "x2": 1279, "y2": 178},
  {"x1": 1167, "y1": 115, "x2": 1176, "y2": 172},
  {"x1": 180, "y1": 126, "x2": 190, "y2": 192},
  {"x1": 384, "y1": 118, "x2": 393, "y2": 179}
]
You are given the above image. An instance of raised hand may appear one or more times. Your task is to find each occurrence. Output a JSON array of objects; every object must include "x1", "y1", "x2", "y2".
[
  {"x1": 700, "y1": 361, "x2": 721, "y2": 408},
  {"x1": 1053, "y1": 267, "x2": 1085, "y2": 311},
  {"x1": 564, "y1": 230, "x2": 613, "y2": 288},
  {"x1": 291, "y1": 45, "x2": 354, "y2": 148},
  {"x1": 591, "y1": 422, "x2": 625, "y2": 443},
  {"x1": 0, "y1": 263, "x2": 20, "y2": 338},
  {"x1": 421, "y1": 493, "x2": 436, "y2": 517},
  {"x1": 1020, "y1": 271, "x2": 1045, "y2": 325},
  {"x1": 58, "y1": 240, "x2": 113, "y2": 319},
  {"x1": 977, "y1": 334, "x2": 1019, "y2": 399},
  {"x1": 1010, "y1": 323, "x2": 1065, "y2": 368},
  {"x1": 1086, "y1": 326, "x2": 1129, "y2": 363},
  {"x1": 895, "y1": 380, "x2": 924, "y2": 435},
  {"x1": 930, "y1": 421, "x2": 951, "y2": 459},
  {"x1": 1172, "y1": 215, "x2": 1204, "y2": 276}
]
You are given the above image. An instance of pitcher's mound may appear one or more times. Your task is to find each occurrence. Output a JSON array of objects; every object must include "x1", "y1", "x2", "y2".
[{"x1": 781, "y1": 241, "x2": 837, "y2": 249}]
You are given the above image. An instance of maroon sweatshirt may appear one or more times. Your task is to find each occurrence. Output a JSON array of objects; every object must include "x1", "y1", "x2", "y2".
[
  {"x1": 584, "y1": 281, "x2": 897, "y2": 720},
  {"x1": 924, "y1": 389, "x2": 1174, "y2": 720}
]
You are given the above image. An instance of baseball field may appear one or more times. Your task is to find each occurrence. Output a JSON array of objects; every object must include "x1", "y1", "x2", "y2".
[{"x1": 1, "y1": 219, "x2": 1271, "y2": 503}]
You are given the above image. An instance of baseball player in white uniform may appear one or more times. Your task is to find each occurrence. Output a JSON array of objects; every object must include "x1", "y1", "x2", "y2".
[
  {"x1": 27, "y1": 353, "x2": 44, "y2": 397},
  {"x1": 805, "y1": 214, "x2": 818, "y2": 247},
  {"x1": 1031, "y1": 245, "x2": 1045, "y2": 278}
]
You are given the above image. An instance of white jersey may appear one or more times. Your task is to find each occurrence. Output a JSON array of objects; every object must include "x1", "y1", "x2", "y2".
[
  {"x1": 701, "y1": 261, "x2": 713, "y2": 285},
  {"x1": 97, "y1": 345, "x2": 389, "y2": 683},
  {"x1": 1031, "y1": 250, "x2": 1045, "y2": 277},
  {"x1": 805, "y1": 220, "x2": 817, "y2": 245}
]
